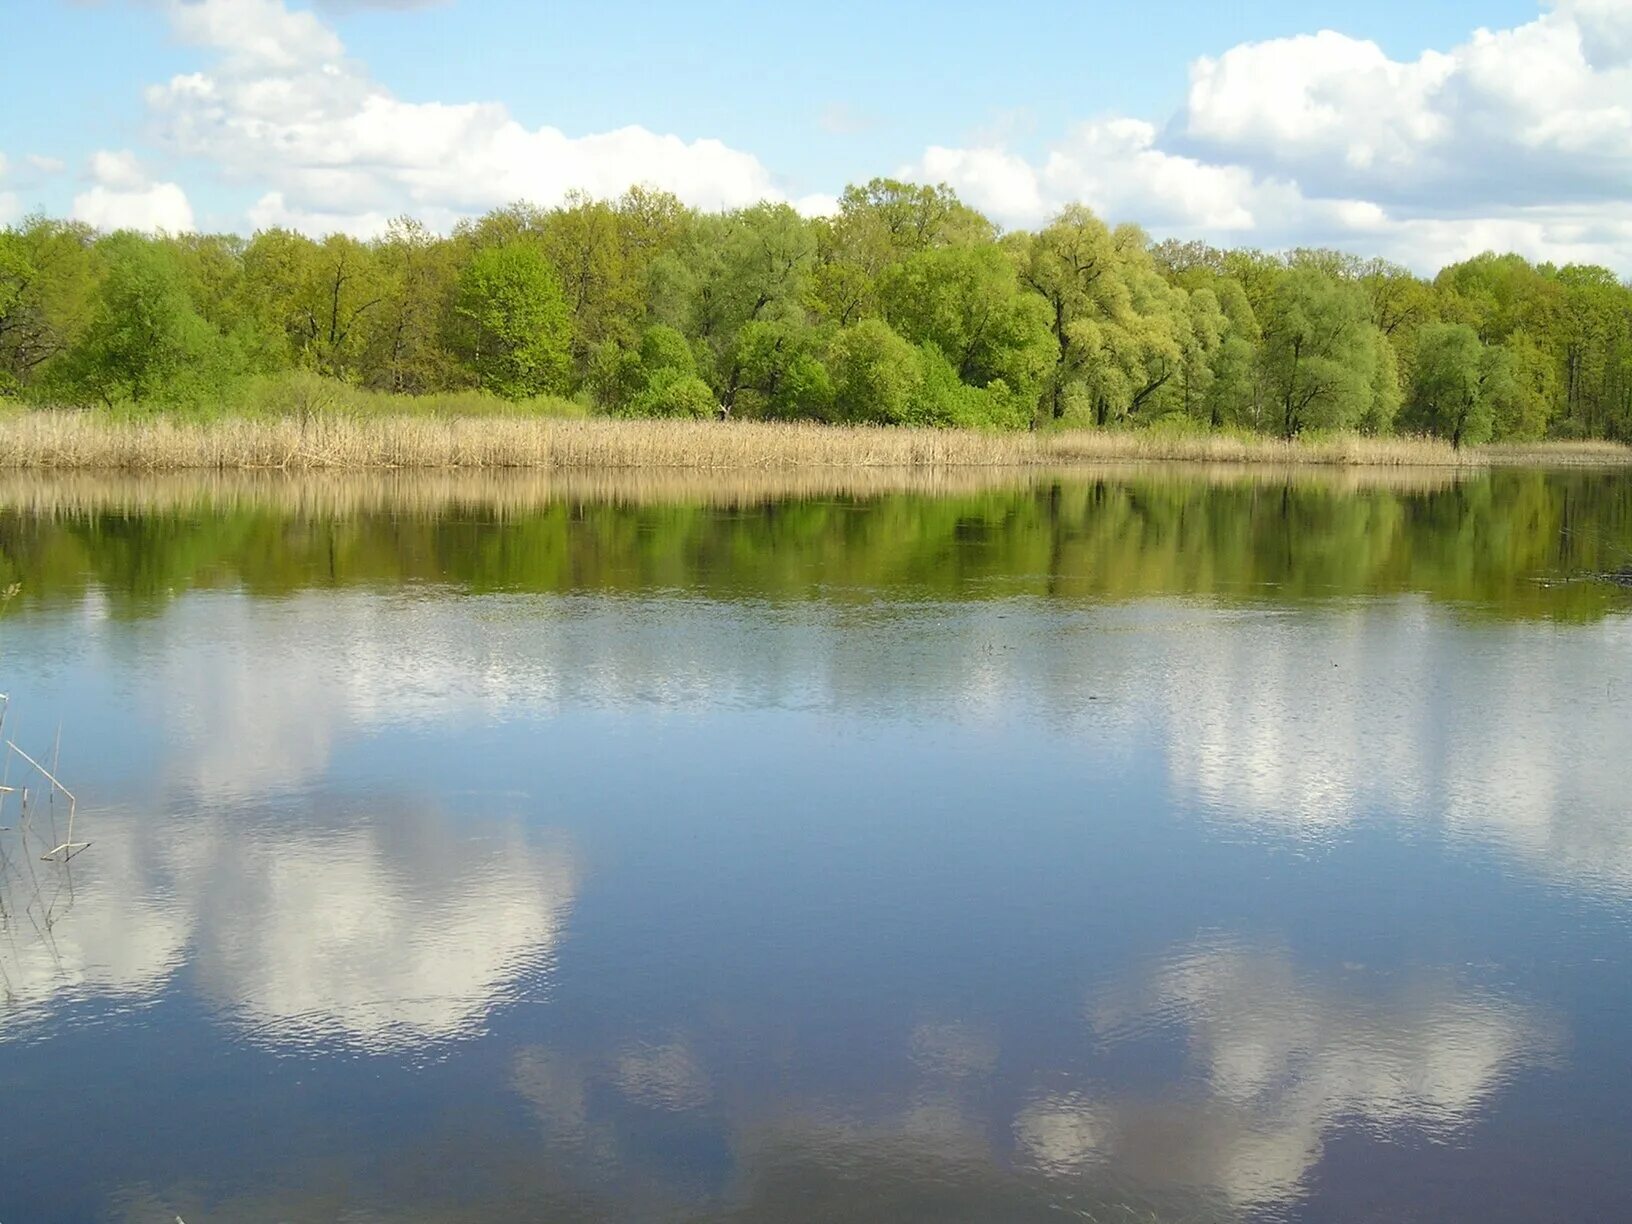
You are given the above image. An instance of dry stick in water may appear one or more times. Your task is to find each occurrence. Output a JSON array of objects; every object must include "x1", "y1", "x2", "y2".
[{"x1": 6, "y1": 741, "x2": 87, "y2": 861}]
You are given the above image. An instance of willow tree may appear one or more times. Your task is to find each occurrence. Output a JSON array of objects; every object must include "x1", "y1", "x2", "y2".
[
  {"x1": 880, "y1": 244, "x2": 1052, "y2": 402},
  {"x1": 53, "y1": 235, "x2": 237, "y2": 407},
  {"x1": 0, "y1": 217, "x2": 99, "y2": 393},
  {"x1": 366, "y1": 216, "x2": 459, "y2": 393},
  {"x1": 1257, "y1": 267, "x2": 1391, "y2": 437},
  {"x1": 449, "y1": 244, "x2": 572, "y2": 399}
]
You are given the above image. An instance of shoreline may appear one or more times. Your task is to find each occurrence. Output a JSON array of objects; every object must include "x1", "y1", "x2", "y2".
[
  {"x1": 0, "y1": 412, "x2": 1628, "y2": 472},
  {"x1": 0, "y1": 463, "x2": 1477, "y2": 520}
]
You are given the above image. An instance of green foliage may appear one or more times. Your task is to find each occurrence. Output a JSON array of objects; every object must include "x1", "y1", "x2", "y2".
[
  {"x1": 1257, "y1": 268, "x2": 1390, "y2": 438},
  {"x1": 51, "y1": 235, "x2": 241, "y2": 408},
  {"x1": 632, "y1": 371, "x2": 717, "y2": 419},
  {"x1": 827, "y1": 319, "x2": 923, "y2": 425},
  {"x1": 638, "y1": 323, "x2": 697, "y2": 377},
  {"x1": 1406, "y1": 321, "x2": 1549, "y2": 448},
  {"x1": 599, "y1": 324, "x2": 721, "y2": 419},
  {"x1": 4, "y1": 186, "x2": 1630, "y2": 439},
  {"x1": 450, "y1": 244, "x2": 572, "y2": 399},
  {"x1": 880, "y1": 245, "x2": 1052, "y2": 405},
  {"x1": 0, "y1": 217, "x2": 99, "y2": 394},
  {"x1": 729, "y1": 320, "x2": 832, "y2": 419}
]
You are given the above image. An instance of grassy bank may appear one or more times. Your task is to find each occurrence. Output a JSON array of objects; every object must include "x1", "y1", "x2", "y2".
[
  {"x1": 0, "y1": 463, "x2": 1472, "y2": 523},
  {"x1": 0, "y1": 410, "x2": 1628, "y2": 472}
]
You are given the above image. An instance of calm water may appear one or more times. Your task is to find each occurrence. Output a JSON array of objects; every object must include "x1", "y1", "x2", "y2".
[{"x1": 1, "y1": 466, "x2": 1630, "y2": 1223}]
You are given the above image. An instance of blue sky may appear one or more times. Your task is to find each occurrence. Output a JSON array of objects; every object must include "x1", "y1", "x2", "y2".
[{"x1": 2, "y1": 1, "x2": 1629, "y2": 272}]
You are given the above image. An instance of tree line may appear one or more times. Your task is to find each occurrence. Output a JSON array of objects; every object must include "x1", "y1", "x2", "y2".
[{"x1": 3, "y1": 180, "x2": 1630, "y2": 443}]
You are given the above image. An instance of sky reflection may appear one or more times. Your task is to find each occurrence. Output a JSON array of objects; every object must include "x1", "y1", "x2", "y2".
[{"x1": 1, "y1": 473, "x2": 1630, "y2": 1221}]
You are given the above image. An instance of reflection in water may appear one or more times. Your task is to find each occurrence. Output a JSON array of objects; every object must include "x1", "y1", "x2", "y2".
[
  {"x1": 194, "y1": 811, "x2": 576, "y2": 1051},
  {"x1": 1, "y1": 468, "x2": 1629, "y2": 1221},
  {"x1": 81, "y1": 582, "x2": 1632, "y2": 905},
  {"x1": 4, "y1": 467, "x2": 1631, "y2": 621},
  {"x1": 1158, "y1": 608, "x2": 1632, "y2": 896},
  {"x1": 499, "y1": 940, "x2": 1556, "y2": 1220},
  {"x1": 0, "y1": 463, "x2": 1466, "y2": 519},
  {"x1": 0, "y1": 799, "x2": 576, "y2": 1053},
  {"x1": 614, "y1": 1040, "x2": 713, "y2": 1113},
  {"x1": 1072, "y1": 941, "x2": 1560, "y2": 1209},
  {"x1": 0, "y1": 827, "x2": 188, "y2": 1041}
]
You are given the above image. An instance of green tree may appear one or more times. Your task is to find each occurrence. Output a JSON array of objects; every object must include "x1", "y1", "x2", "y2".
[
  {"x1": 450, "y1": 244, "x2": 572, "y2": 399},
  {"x1": 827, "y1": 319, "x2": 923, "y2": 424},
  {"x1": 729, "y1": 319, "x2": 832, "y2": 419},
  {"x1": 1257, "y1": 268, "x2": 1384, "y2": 437},
  {"x1": 1410, "y1": 322, "x2": 1497, "y2": 448},
  {"x1": 365, "y1": 216, "x2": 458, "y2": 393},
  {"x1": 880, "y1": 244, "x2": 1052, "y2": 408},
  {"x1": 0, "y1": 217, "x2": 99, "y2": 394},
  {"x1": 54, "y1": 235, "x2": 237, "y2": 407},
  {"x1": 1489, "y1": 330, "x2": 1555, "y2": 440},
  {"x1": 810, "y1": 179, "x2": 991, "y2": 327}
]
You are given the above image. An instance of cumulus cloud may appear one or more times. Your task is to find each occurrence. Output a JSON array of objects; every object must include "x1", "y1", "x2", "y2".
[
  {"x1": 313, "y1": 0, "x2": 448, "y2": 9},
  {"x1": 146, "y1": 0, "x2": 792, "y2": 234},
  {"x1": 1176, "y1": 4, "x2": 1632, "y2": 210},
  {"x1": 70, "y1": 148, "x2": 195, "y2": 232},
  {"x1": 901, "y1": 2, "x2": 1632, "y2": 270},
  {"x1": 59, "y1": 1, "x2": 1624, "y2": 267},
  {"x1": 0, "y1": 153, "x2": 18, "y2": 225},
  {"x1": 87, "y1": 148, "x2": 148, "y2": 191}
]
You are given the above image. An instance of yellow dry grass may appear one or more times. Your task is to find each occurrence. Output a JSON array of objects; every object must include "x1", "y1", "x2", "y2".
[
  {"x1": 0, "y1": 411, "x2": 1627, "y2": 472},
  {"x1": 0, "y1": 462, "x2": 1467, "y2": 521}
]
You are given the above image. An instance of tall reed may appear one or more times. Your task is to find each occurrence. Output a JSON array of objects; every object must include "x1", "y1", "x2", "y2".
[{"x1": 0, "y1": 411, "x2": 1626, "y2": 471}]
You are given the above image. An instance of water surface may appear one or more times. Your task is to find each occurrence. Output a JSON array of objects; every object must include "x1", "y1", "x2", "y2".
[{"x1": 1, "y1": 465, "x2": 1630, "y2": 1223}]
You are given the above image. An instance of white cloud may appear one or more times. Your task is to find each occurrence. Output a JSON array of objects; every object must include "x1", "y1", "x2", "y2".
[
  {"x1": 899, "y1": 2, "x2": 1632, "y2": 271},
  {"x1": 88, "y1": 148, "x2": 149, "y2": 190},
  {"x1": 313, "y1": 0, "x2": 448, "y2": 9},
  {"x1": 67, "y1": 1, "x2": 1626, "y2": 268},
  {"x1": 71, "y1": 149, "x2": 196, "y2": 234},
  {"x1": 246, "y1": 189, "x2": 404, "y2": 239},
  {"x1": 25, "y1": 153, "x2": 66, "y2": 176},
  {"x1": 147, "y1": 0, "x2": 794, "y2": 234},
  {"x1": 0, "y1": 153, "x2": 17, "y2": 225},
  {"x1": 1180, "y1": 32, "x2": 1457, "y2": 187},
  {"x1": 792, "y1": 192, "x2": 841, "y2": 218},
  {"x1": 1177, "y1": 5, "x2": 1632, "y2": 210},
  {"x1": 170, "y1": 0, "x2": 343, "y2": 70},
  {"x1": 911, "y1": 145, "x2": 1046, "y2": 224}
]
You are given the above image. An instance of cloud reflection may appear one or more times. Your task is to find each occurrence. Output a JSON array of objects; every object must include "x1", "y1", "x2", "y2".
[
  {"x1": 0, "y1": 800, "x2": 576, "y2": 1054},
  {"x1": 1056, "y1": 939, "x2": 1561, "y2": 1209},
  {"x1": 493, "y1": 939, "x2": 1558, "y2": 1220},
  {"x1": 0, "y1": 828, "x2": 190, "y2": 1040},
  {"x1": 1156, "y1": 608, "x2": 1632, "y2": 896}
]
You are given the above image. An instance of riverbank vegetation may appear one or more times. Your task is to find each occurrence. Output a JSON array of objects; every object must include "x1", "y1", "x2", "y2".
[
  {"x1": 3, "y1": 411, "x2": 1629, "y2": 471},
  {"x1": 3, "y1": 181, "x2": 1631, "y2": 448}
]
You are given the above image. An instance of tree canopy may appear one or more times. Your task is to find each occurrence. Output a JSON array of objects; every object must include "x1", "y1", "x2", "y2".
[{"x1": 4, "y1": 177, "x2": 1630, "y2": 442}]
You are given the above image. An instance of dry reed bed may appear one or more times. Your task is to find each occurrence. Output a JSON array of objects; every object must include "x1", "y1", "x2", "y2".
[
  {"x1": 0, "y1": 462, "x2": 1468, "y2": 522},
  {"x1": 0, "y1": 412, "x2": 1627, "y2": 472}
]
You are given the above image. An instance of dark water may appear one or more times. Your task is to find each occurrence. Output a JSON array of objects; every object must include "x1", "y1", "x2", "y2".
[{"x1": 1, "y1": 466, "x2": 1630, "y2": 1223}]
